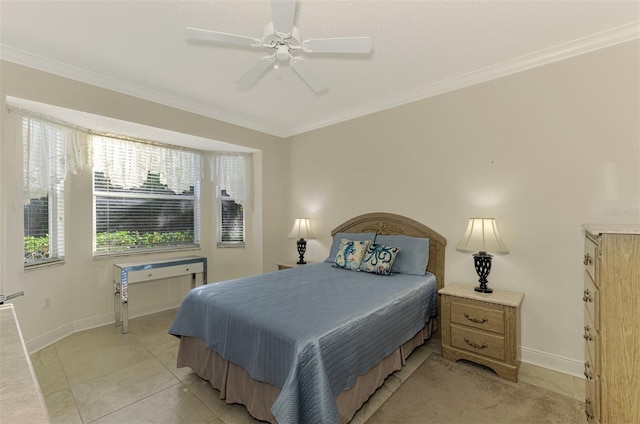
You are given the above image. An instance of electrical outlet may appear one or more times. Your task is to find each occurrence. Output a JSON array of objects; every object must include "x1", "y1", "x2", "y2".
[{"x1": 44, "y1": 298, "x2": 50, "y2": 309}]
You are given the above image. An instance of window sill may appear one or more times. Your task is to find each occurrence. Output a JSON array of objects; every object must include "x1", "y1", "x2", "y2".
[
  {"x1": 93, "y1": 245, "x2": 201, "y2": 260},
  {"x1": 217, "y1": 242, "x2": 245, "y2": 248},
  {"x1": 24, "y1": 258, "x2": 65, "y2": 271}
]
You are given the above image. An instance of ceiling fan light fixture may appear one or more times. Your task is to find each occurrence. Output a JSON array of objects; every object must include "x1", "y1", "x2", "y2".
[{"x1": 276, "y1": 44, "x2": 290, "y2": 61}]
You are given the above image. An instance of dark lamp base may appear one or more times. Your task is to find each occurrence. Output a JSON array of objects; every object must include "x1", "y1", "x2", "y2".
[
  {"x1": 296, "y1": 238, "x2": 307, "y2": 265},
  {"x1": 474, "y1": 285, "x2": 493, "y2": 293},
  {"x1": 473, "y1": 251, "x2": 494, "y2": 294}
]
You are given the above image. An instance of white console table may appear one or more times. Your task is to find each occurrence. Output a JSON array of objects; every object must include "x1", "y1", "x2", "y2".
[{"x1": 113, "y1": 256, "x2": 207, "y2": 333}]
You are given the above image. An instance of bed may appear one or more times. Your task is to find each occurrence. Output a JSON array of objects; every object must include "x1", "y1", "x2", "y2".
[{"x1": 169, "y1": 212, "x2": 446, "y2": 423}]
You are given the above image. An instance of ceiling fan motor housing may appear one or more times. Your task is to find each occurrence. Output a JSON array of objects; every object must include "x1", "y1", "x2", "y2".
[{"x1": 263, "y1": 22, "x2": 301, "y2": 61}]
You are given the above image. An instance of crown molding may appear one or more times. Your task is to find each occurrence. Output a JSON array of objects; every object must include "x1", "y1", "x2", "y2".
[
  {"x1": 3, "y1": 21, "x2": 638, "y2": 139},
  {"x1": 0, "y1": 45, "x2": 288, "y2": 138},
  {"x1": 284, "y1": 20, "x2": 640, "y2": 138}
]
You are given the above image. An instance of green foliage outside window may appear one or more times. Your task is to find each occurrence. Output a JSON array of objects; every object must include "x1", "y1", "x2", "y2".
[
  {"x1": 24, "y1": 230, "x2": 195, "y2": 262},
  {"x1": 24, "y1": 235, "x2": 50, "y2": 264}
]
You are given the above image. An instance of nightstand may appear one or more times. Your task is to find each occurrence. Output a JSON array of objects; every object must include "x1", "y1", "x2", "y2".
[
  {"x1": 439, "y1": 284, "x2": 524, "y2": 382},
  {"x1": 277, "y1": 263, "x2": 309, "y2": 270}
]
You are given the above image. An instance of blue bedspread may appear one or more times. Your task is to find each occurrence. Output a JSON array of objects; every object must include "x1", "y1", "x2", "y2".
[{"x1": 169, "y1": 262, "x2": 437, "y2": 424}]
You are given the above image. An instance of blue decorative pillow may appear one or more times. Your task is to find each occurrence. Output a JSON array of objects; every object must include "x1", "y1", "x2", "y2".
[
  {"x1": 325, "y1": 232, "x2": 376, "y2": 263},
  {"x1": 359, "y1": 243, "x2": 401, "y2": 275},
  {"x1": 334, "y1": 239, "x2": 371, "y2": 271},
  {"x1": 375, "y1": 235, "x2": 430, "y2": 276}
]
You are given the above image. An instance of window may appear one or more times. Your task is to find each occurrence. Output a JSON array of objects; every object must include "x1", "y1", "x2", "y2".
[
  {"x1": 22, "y1": 117, "x2": 66, "y2": 266},
  {"x1": 92, "y1": 136, "x2": 200, "y2": 255},
  {"x1": 216, "y1": 154, "x2": 250, "y2": 246},
  {"x1": 219, "y1": 189, "x2": 244, "y2": 243}
]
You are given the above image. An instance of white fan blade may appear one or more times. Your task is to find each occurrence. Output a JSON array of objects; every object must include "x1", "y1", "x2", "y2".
[
  {"x1": 290, "y1": 57, "x2": 327, "y2": 93},
  {"x1": 235, "y1": 55, "x2": 276, "y2": 88},
  {"x1": 303, "y1": 37, "x2": 372, "y2": 54},
  {"x1": 186, "y1": 27, "x2": 262, "y2": 47},
  {"x1": 271, "y1": 0, "x2": 296, "y2": 36}
]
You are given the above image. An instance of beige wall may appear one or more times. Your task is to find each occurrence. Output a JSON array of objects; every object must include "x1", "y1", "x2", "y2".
[
  {"x1": 0, "y1": 60, "x2": 290, "y2": 351},
  {"x1": 2, "y1": 39, "x2": 638, "y2": 375},
  {"x1": 288, "y1": 40, "x2": 640, "y2": 376}
]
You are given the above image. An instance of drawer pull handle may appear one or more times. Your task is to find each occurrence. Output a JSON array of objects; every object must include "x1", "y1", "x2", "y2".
[
  {"x1": 583, "y1": 325, "x2": 593, "y2": 341},
  {"x1": 583, "y1": 289, "x2": 592, "y2": 303},
  {"x1": 583, "y1": 254, "x2": 592, "y2": 266},
  {"x1": 463, "y1": 313, "x2": 488, "y2": 324},
  {"x1": 585, "y1": 408, "x2": 594, "y2": 421},
  {"x1": 148, "y1": 273, "x2": 153, "y2": 277},
  {"x1": 464, "y1": 338, "x2": 488, "y2": 350},
  {"x1": 584, "y1": 361, "x2": 593, "y2": 380},
  {"x1": 186, "y1": 268, "x2": 190, "y2": 271}
]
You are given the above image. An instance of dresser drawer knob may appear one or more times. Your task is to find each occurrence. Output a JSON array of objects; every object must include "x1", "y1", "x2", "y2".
[
  {"x1": 585, "y1": 408, "x2": 594, "y2": 421},
  {"x1": 583, "y1": 325, "x2": 593, "y2": 341},
  {"x1": 584, "y1": 361, "x2": 593, "y2": 380},
  {"x1": 463, "y1": 313, "x2": 488, "y2": 324},
  {"x1": 583, "y1": 254, "x2": 592, "y2": 266},
  {"x1": 582, "y1": 289, "x2": 592, "y2": 303},
  {"x1": 464, "y1": 338, "x2": 488, "y2": 350}
]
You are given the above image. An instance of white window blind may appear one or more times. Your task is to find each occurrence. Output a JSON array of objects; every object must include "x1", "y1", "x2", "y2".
[
  {"x1": 92, "y1": 136, "x2": 200, "y2": 255},
  {"x1": 215, "y1": 154, "x2": 250, "y2": 245}
]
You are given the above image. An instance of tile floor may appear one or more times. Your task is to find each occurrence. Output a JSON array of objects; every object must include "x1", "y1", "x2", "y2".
[{"x1": 30, "y1": 309, "x2": 583, "y2": 424}]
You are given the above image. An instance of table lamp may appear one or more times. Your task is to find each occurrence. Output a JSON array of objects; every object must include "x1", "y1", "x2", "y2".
[
  {"x1": 288, "y1": 218, "x2": 314, "y2": 264},
  {"x1": 456, "y1": 218, "x2": 509, "y2": 293}
]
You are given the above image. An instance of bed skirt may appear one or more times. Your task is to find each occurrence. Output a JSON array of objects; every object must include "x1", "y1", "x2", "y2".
[{"x1": 177, "y1": 319, "x2": 436, "y2": 423}]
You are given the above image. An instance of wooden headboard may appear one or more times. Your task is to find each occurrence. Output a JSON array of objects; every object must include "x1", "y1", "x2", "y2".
[{"x1": 331, "y1": 212, "x2": 447, "y2": 293}]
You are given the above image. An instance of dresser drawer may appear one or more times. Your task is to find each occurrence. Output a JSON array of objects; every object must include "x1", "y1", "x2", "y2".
[
  {"x1": 583, "y1": 270, "x2": 599, "y2": 331},
  {"x1": 584, "y1": 236, "x2": 598, "y2": 285},
  {"x1": 166, "y1": 262, "x2": 204, "y2": 277},
  {"x1": 584, "y1": 316, "x2": 598, "y2": 374},
  {"x1": 451, "y1": 324, "x2": 505, "y2": 361},
  {"x1": 450, "y1": 299, "x2": 505, "y2": 334},
  {"x1": 585, "y1": 372, "x2": 600, "y2": 422},
  {"x1": 127, "y1": 268, "x2": 170, "y2": 283},
  {"x1": 584, "y1": 347, "x2": 597, "y2": 382}
]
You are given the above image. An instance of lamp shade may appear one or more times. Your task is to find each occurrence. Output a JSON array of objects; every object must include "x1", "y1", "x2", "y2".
[
  {"x1": 288, "y1": 218, "x2": 314, "y2": 240},
  {"x1": 456, "y1": 218, "x2": 509, "y2": 254}
]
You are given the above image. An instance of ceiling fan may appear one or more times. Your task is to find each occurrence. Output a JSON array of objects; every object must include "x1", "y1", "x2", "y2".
[{"x1": 185, "y1": 0, "x2": 372, "y2": 94}]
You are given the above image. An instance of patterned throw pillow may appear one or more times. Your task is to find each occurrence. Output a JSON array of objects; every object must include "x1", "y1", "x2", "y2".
[
  {"x1": 359, "y1": 243, "x2": 401, "y2": 275},
  {"x1": 334, "y1": 239, "x2": 371, "y2": 271}
]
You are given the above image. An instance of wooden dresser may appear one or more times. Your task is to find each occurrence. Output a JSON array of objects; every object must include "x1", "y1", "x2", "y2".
[
  {"x1": 439, "y1": 284, "x2": 524, "y2": 382},
  {"x1": 582, "y1": 224, "x2": 640, "y2": 423}
]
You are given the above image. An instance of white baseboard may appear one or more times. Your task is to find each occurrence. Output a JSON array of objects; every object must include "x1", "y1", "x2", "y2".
[
  {"x1": 127, "y1": 298, "x2": 182, "y2": 321},
  {"x1": 26, "y1": 298, "x2": 183, "y2": 354},
  {"x1": 26, "y1": 322, "x2": 75, "y2": 354},
  {"x1": 521, "y1": 345, "x2": 584, "y2": 378}
]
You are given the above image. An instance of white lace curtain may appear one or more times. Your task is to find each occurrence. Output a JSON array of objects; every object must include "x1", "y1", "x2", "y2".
[
  {"x1": 9, "y1": 110, "x2": 89, "y2": 205},
  {"x1": 11, "y1": 108, "x2": 252, "y2": 205},
  {"x1": 92, "y1": 136, "x2": 198, "y2": 194},
  {"x1": 210, "y1": 153, "x2": 252, "y2": 209}
]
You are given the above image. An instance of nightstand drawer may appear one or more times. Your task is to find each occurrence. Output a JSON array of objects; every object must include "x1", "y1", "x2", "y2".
[
  {"x1": 451, "y1": 324, "x2": 505, "y2": 361},
  {"x1": 451, "y1": 300, "x2": 504, "y2": 334}
]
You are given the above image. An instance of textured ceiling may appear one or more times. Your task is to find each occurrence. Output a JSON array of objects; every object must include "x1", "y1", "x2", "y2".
[{"x1": 1, "y1": 1, "x2": 639, "y2": 138}]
